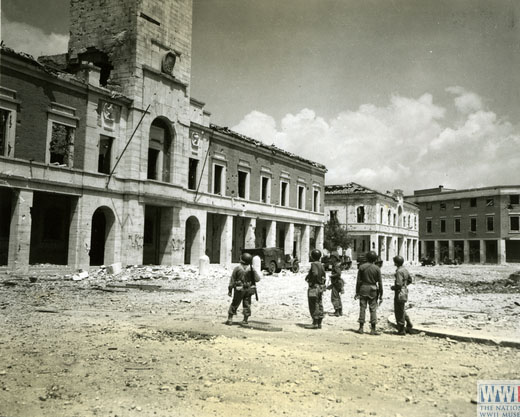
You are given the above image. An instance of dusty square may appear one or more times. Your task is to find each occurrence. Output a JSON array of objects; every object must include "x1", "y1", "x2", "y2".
[{"x1": 1, "y1": 263, "x2": 519, "y2": 417}]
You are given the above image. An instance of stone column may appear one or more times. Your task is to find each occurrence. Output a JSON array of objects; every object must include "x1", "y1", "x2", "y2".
[
  {"x1": 244, "y1": 218, "x2": 256, "y2": 249},
  {"x1": 122, "y1": 199, "x2": 145, "y2": 266},
  {"x1": 316, "y1": 225, "x2": 324, "y2": 252},
  {"x1": 8, "y1": 190, "x2": 33, "y2": 272},
  {"x1": 220, "y1": 214, "x2": 233, "y2": 264},
  {"x1": 498, "y1": 239, "x2": 506, "y2": 264},
  {"x1": 479, "y1": 239, "x2": 486, "y2": 264},
  {"x1": 284, "y1": 223, "x2": 294, "y2": 255},
  {"x1": 67, "y1": 197, "x2": 90, "y2": 270},
  {"x1": 266, "y1": 220, "x2": 276, "y2": 247},
  {"x1": 448, "y1": 240, "x2": 454, "y2": 261},
  {"x1": 434, "y1": 240, "x2": 440, "y2": 264},
  {"x1": 301, "y1": 224, "x2": 310, "y2": 264},
  {"x1": 463, "y1": 240, "x2": 470, "y2": 264}
]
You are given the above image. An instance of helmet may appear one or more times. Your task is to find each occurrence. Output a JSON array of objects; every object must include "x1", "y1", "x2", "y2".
[
  {"x1": 240, "y1": 252, "x2": 253, "y2": 265},
  {"x1": 393, "y1": 255, "x2": 404, "y2": 267},
  {"x1": 366, "y1": 251, "x2": 378, "y2": 263},
  {"x1": 310, "y1": 249, "x2": 322, "y2": 261}
]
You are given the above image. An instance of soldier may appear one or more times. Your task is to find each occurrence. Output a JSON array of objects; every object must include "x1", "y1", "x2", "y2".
[
  {"x1": 391, "y1": 255, "x2": 413, "y2": 335},
  {"x1": 355, "y1": 250, "x2": 383, "y2": 335},
  {"x1": 226, "y1": 252, "x2": 261, "y2": 325},
  {"x1": 306, "y1": 249, "x2": 326, "y2": 329},
  {"x1": 327, "y1": 260, "x2": 345, "y2": 316}
]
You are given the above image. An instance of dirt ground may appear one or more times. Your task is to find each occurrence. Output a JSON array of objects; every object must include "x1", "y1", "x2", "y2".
[{"x1": 1, "y1": 262, "x2": 519, "y2": 417}]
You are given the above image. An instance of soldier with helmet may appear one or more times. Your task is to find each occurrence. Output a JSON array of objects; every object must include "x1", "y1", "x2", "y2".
[
  {"x1": 355, "y1": 250, "x2": 383, "y2": 335},
  {"x1": 391, "y1": 255, "x2": 414, "y2": 335},
  {"x1": 226, "y1": 252, "x2": 261, "y2": 326},
  {"x1": 306, "y1": 248, "x2": 327, "y2": 329}
]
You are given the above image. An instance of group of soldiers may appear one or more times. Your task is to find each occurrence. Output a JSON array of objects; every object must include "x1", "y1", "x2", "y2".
[{"x1": 225, "y1": 249, "x2": 413, "y2": 336}]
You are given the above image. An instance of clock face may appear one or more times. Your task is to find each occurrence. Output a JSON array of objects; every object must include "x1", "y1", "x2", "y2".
[{"x1": 191, "y1": 132, "x2": 200, "y2": 146}]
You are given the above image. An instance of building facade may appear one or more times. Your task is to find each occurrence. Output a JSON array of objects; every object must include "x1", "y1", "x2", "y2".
[
  {"x1": 0, "y1": 0, "x2": 326, "y2": 271},
  {"x1": 324, "y1": 183, "x2": 420, "y2": 264},
  {"x1": 406, "y1": 185, "x2": 520, "y2": 264}
]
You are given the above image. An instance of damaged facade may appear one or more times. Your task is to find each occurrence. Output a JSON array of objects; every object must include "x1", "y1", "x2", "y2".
[
  {"x1": 324, "y1": 183, "x2": 419, "y2": 264},
  {"x1": 0, "y1": 0, "x2": 326, "y2": 271},
  {"x1": 406, "y1": 185, "x2": 520, "y2": 264}
]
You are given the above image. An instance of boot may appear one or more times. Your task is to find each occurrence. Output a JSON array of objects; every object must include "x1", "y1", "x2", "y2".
[
  {"x1": 405, "y1": 319, "x2": 414, "y2": 334},
  {"x1": 317, "y1": 318, "x2": 322, "y2": 329},
  {"x1": 225, "y1": 314, "x2": 233, "y2": 325},
  {"x1": 397, "y1": 325, "x2": 406, "y2": 336},
  {"x1": 370, "y1": 324, "x2": 380, "y2": 336},
  {"x1": 357, "y1": 324, "x2": 364, "y2": 334}
]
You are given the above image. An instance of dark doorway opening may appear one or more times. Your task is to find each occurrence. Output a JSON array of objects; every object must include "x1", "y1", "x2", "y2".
[
  {"x1": 0, "y1": 188, "x2": 12, "y2": 265},
  {"x1": 90, "y1": 209, "x2": 107, "y2": 266}
]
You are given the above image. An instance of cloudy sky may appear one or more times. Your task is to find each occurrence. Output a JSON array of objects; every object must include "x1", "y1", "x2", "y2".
[{"x1": 2, "y1": 0, "x2": 519, "y2": 193}]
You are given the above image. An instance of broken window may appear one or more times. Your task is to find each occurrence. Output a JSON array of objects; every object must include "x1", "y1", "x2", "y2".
[
  {"x1": 313, "y1": 189, "x2": 320, "y2": 212},
  {"x1": 297, "y1": 186, "x2": 305, "y2": 209},
  {"x1": 98, "y1": 135, "x2": 113, "y2": 174},
  {"x1": 213, "y1": 164, "x2": 224, "y2": 195},
  {"x1": 486, "y1": 198, "x2": 494, "y2": 207},
  {"x1": 147, "y1": 148, "x2": 160, "y2": 179},
  {"x1": 511, "y1": 216, "x2": 519, "y2": 232},
  {"x1": 426, "y1": 220, "x2": 432, "y2": 233},
  {"x1": 280, "y1": 181, "x2": 289, "y2": 206},
  {"x1": 440, "y1": 202, "x2": 446, "y2": 210},
  {"x1": 261, "y1": 176, "x2": 270, "y2": 203},
  {"x1": 356, "y1": 206, "x2": 365, "y2": 223},
  {"x1": 470, "y1": 198, "x2": 477, "y2": 207},
  {"x1": 0, "y1": 109, "x2": 9, "y2": 156},
  {"x1": 454, "y1": 218, "x2": 461, "y2": 233},
  {"x1": 238, "y1": 170, "x2": 249, "y2": 199},
  {"x1": 148, "y1": 122, "x2": 172, "y2": 182},
  {"x1": 453, "y1": 200, "x2": 461, "y2": 209},
  {"x1": 487, "y1": 216, "x2": 494, "y2": 232},
  {"x1": 440, "y1": 219, "x2": 446, "y2": 233},
  {"x1": 188, "y1": 158, "x2": 198, "y2": 190},
  {"x1": 49, "y1": 123, "x2": 74, "y2": 166},
  {"x1": 470, "y1": 217, "x2": 477, "y2": 232},
  {"x1": 510, "y1": 195, "x2": 520, "y2": 205}
]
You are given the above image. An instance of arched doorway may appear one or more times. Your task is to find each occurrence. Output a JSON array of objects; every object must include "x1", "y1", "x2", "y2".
[
  {"x1": 90, "y1": 207, "x2": 115, "y2": 266},
  {"x1": 184, "y1": 216, "x2": 200, "y2": 265}
]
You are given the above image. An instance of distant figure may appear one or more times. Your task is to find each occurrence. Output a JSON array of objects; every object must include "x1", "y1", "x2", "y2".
[
  {"x1": 306, "y1": 249, "x2": 326, "y2": 329},
  {"x1": 345, "y1": 246, "x2": 352, "y2": 262},
  {"x1": 391, "y1": 255, "x2": 413, "y2": 335},
  {"x1": 328, "y1": 260, "x2": 345, "y2": 316},
  {"x1": 355, "y1": 251, "x2": 383, "y2": 335},
  {"x1": 226, "y1": 252, "x2": 261, "y2": 325}
]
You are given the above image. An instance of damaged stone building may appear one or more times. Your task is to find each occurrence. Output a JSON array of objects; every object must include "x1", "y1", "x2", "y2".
[
  {"x1": 324, "y1": 183, "x2": 420, "y2": 264},
  {"x1": 0, "y1": 0, "x2": 326, "y2": 271},
  {"x1": 406, "y1": 185, "x2": 520, "y2": 264}
]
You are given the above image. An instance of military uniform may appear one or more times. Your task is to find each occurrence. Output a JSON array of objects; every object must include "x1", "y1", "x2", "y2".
[
  {"x1": 392, "y1": 265, "x2": 413, "y2": 333},
  {"x1": 227, "y1": 263, "x2": 260, "y2": 324},
  {"x1": 356, "y1": 262, "x2": 383, "y2": 329},
  {"x1": 306, "y1": 260, "x2": 326, "y2": 328},
  {"x1": 328, "y1": 263, "x2": 345, "y2": 316}
]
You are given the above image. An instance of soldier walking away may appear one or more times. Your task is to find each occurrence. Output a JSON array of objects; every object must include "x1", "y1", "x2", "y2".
[
  {"x1": 355, "y1": 251, "x2": 383, "y2": 335},
  {"x1": 306, "y1": 249, "x2": 326, "y2": 329},
  {"x1": 391, "y1": 255, "x2": 413, "y2": 335},
  {"x1": 327, "y1": 260, "x2": 345, "y2": 316},
  {"x1": 226, "y1": 252, "x2": 261, "y2": 325}
]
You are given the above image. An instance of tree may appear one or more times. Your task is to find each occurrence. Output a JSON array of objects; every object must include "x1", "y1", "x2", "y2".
[{"x1": 323, "y1": 218, "x2": 352, "y2": 252}]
